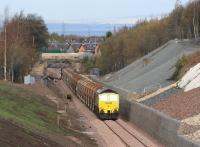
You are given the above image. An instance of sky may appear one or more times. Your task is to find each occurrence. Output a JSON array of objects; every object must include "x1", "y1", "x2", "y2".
[{"x1": 0, "y1": 0, "x2": 189, "y2": 24}]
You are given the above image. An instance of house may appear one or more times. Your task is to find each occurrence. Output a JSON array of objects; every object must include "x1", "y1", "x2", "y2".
[
  {"x1": 46, "y1": 42, "x2": 100, "y2": 55},
  {"x1": 57, "y1": 43, "x2": 70, "y2": 52},
  {"x1": 69, "y1": 43, "x2": 82, "y2": 53},
  {"x1": 79, "y1": 44, "x2": 86, "y2": 52},
  {"x1": 67, "y1": 45, "x2": 75, "y2": 53},
  {"x1": 47, "y1": 42, "x2": 70, "y2": 53},
  {"x1": 80, "y1": 43, "x2": 97, "y2": 54}
]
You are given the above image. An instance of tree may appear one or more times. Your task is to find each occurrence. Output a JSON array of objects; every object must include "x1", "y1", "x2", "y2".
[
  {"x1": 82, "y1": 56, "x2": 96, "y2": 73},
  {"x1": 5, "y1": 12, "x2": 36, "y2": 82},
  {"x1": 26, "y1": 14, "x2": 49, "y2": 50},
  {"x1": 192, "y1": 0, "x2": 199, "y2": 39},
  {"x1": 0, "y1": 11, "x2": 48, "y2": 82},
  {"x1": 106, "y1": 31, "x2": 112, "y2": 38},
  {"x1": 167, "y1": 0, "x2": 184, "y2": 39}
]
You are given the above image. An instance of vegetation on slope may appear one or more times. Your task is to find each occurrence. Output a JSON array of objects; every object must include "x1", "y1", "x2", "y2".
[
  {"x1": 96, "y1": 1, "x2": 200, "y2": 74},
  {"x1": 172, "y1": 49, "x2": 200, "y2": 80},
  {"x1": 0, "y1": 82, "x2": 69, "y2": 135},
  {"x1": 82, "y1": 56, "x2": 96, "y2": 73},
  {"x1": 0, "y1": 82, "x2": 97, "y2": 146}
]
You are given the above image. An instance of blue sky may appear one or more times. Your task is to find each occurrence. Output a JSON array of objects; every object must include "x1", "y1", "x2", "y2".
[{"x1": 0, "y1": 0, "x2": 189, "y2": 24}]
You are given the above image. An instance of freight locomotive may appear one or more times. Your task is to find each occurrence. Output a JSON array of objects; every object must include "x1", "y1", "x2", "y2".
[{"x1": 62, "y1": 69, "x2": 119, "y2": 120}]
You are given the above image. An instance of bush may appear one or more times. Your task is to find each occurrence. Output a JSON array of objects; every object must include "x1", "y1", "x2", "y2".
[
  {"x1": 171, "y1": 49, "x2": 200, "y2": 80},
  {"x1": 82, "y1": 56, "x2": 95, "y2": 73},
  {"x1": 171, "y1": 56, "x2": 186, "y2": 80}
]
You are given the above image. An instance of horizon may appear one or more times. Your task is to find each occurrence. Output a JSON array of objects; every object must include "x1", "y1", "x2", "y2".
[
  {"x1": 0, "y1": 0, "x2": 189, "y2": 25},
  {"x1": 47, "y1": 23, "x2": 132, "y2": 36}
]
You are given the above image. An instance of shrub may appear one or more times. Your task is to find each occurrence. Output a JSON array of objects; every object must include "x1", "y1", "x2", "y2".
[
  {"x1": 171, "y1": 49, "x2": 200, "y2": 80},
  {"x1": 171, "y1": 55, "x2": 186, "y2": 80}
]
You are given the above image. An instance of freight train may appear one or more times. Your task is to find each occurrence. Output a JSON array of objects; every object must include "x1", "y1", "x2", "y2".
[{"x1": 62, "y1": 69, "x2": 119, "y2": 120}]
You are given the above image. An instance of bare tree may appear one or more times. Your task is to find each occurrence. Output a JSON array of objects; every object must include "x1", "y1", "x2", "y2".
[
  {"x1": 192, "y1": 0, "x2": 199, "y2": 38},
  {"x1": 3, "y1": 6, "x2": 9, "y2": 80}
]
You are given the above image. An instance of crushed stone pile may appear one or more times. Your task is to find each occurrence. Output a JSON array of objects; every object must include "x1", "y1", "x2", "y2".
[{"x1": 152, "y1": 87, "x2": 200, "y2": 120}]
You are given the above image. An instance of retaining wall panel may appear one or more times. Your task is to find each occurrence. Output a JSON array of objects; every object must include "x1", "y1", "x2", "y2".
[{"x1": 91, "y1": 77, "x2": 200, "y2": 146}]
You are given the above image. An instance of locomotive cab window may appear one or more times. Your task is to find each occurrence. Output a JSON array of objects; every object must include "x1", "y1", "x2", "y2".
[{"x1": 99, "y1": 94, "x2": 108, "y2": 101}]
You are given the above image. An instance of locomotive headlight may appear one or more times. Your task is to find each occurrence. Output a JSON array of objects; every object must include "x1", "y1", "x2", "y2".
[
  {"x1": 110, "y1": 95, "x2": 118, "y2": 101},
  {"x1": 99, "y1": 95, "x2": 108, "y2": 101}
]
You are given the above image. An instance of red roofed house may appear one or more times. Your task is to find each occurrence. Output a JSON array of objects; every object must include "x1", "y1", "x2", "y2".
[{"x1": 79, "y1": 44, "x2": 86, "y2": 52}]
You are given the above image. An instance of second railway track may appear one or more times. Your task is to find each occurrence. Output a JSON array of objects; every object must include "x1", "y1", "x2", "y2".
[{"x1": 104, "y1": 120, "x2": 147, "y2": 147}]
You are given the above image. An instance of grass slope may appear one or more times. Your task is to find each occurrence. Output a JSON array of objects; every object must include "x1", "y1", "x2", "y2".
[{"x1": 0, "y1": 82, "x2": 67, "y2": 135}]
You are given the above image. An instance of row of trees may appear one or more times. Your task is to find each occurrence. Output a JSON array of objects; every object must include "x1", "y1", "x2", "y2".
[
  {"x1": 48, "y1": 32, "x2": 104, "y2": 44},
  {"x1": 96, "y1": 0, "x2": 200, "y2": 74},
  {"x1": 0, "y1": 9, "x2": 48, "y2": 82}
]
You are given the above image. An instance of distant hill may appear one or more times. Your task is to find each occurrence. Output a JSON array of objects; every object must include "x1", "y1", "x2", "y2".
[{"x1": 47, "y1": 23, "x2": 132, "y2": 36}]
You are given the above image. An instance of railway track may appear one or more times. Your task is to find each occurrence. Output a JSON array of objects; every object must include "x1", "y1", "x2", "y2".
[
  {"x1": 104, "y1": 120, "x2": 148, "y2": 147},
  {"x1": 48, "y1": 69, "x2": 161, "y2": 147}
]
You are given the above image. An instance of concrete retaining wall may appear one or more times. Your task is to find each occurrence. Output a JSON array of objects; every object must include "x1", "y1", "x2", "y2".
[
  {"x1": 92, "y1": 78, "x2": 200, "y2": 147},
  {"x1": 127, "y1": 99, "x2": 199, "y2": 147}
]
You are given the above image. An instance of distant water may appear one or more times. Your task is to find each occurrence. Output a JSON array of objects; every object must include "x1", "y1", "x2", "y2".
[{"x1": 47, "y1": 23, "x2": 132, "y2": 36}]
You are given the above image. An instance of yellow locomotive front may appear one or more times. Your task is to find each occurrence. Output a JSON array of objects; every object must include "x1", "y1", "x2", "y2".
[{"x1": 97, "y1": 89, "x2": 119, "y2": 120}]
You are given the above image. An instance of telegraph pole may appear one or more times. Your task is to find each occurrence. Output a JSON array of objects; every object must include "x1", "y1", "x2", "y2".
[
  {"x1": 3, "y1": 6, "x2": 8, "y2": 81},
  {"x1": 4, "y1": 27, "x2": 7, "y2": 81},
  {"x1": 62, "y1": 22, "x2": 65, "y2": 36},
  {"x1": 32, "y1": 36, "x2": 35, "y2": 47}
]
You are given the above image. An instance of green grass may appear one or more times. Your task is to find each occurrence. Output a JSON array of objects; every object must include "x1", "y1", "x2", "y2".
[{"x1": 0, "y1": 83, "x2": 73, "y2": 135}]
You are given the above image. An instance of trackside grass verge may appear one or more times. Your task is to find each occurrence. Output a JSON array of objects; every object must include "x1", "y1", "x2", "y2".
[{"x1": 0, "y1": 82, "x2": 77, "y2": 136}]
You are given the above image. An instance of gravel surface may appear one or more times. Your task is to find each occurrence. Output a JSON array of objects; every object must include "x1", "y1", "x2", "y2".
[
  {"x1": 180, "y1": 114, "x2": 200, "y2": 142},
  {"x1": 140, "y1": 87, "x2": 182, "y2": 106},
  {"x1": 116, "y1": 119, "x2": 163, "y2": 147},
  {"x1": 104, "y1": 120, "x2": 145, "y2": 147},
  {"x1": 152, "y1": 87, "x2": 200, "y2": 120},
  {"x1": 104, "y1": 40, "x2": 200, "y2": 93}
]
